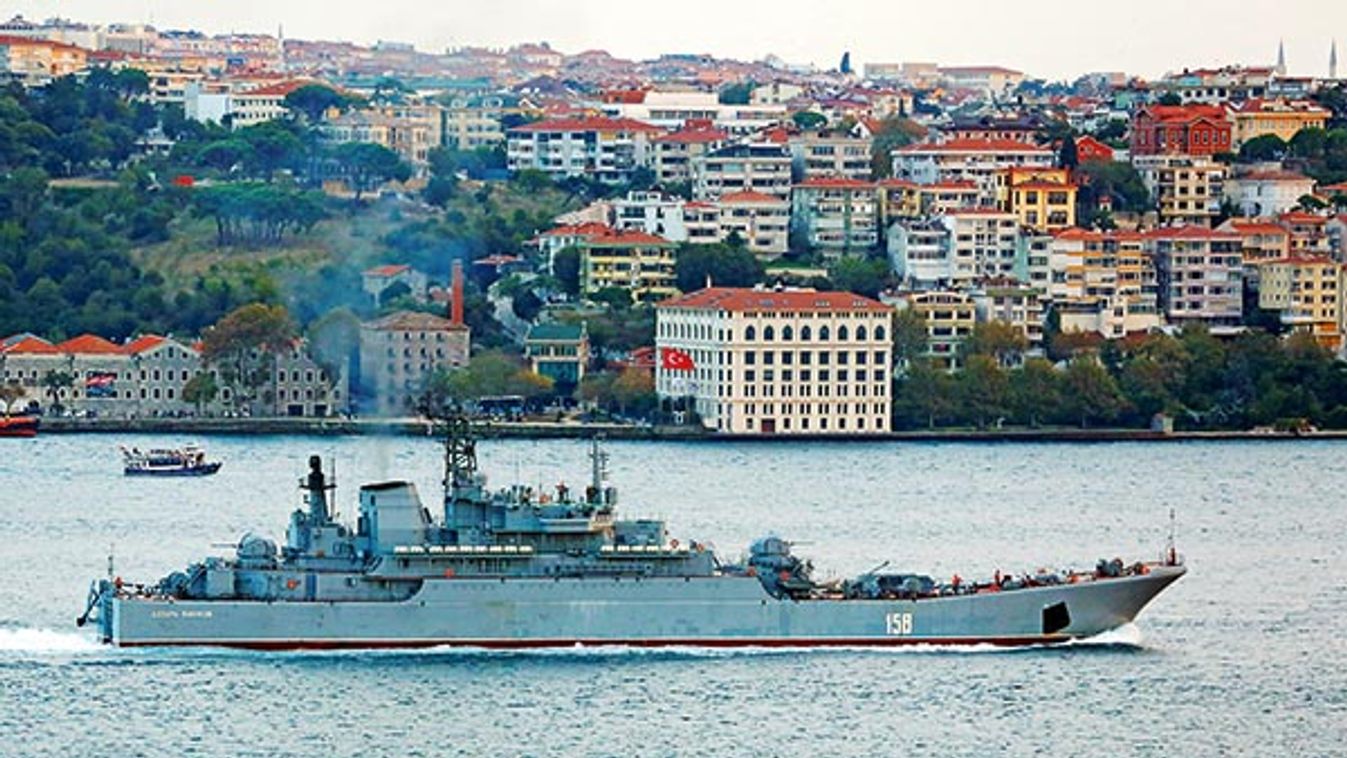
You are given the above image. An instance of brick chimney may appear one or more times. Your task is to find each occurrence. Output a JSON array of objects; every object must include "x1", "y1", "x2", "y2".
[{"x1": 450, "y1": 259, "x2": 464, "y2": 326}]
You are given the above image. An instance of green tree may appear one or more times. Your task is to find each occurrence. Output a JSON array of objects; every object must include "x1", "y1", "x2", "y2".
[
  {"x1": 1059, "y1": 135, "x2": 1079, "y2": 170},
  {"x1": 1011, "y1": 357, "x2": 1061, "y2": 427},
  {"x1": 965, "y1": 321, "x2": 1029, "y2": 368},
  {"x1": 719, "y1": 81, "x2": 755, "y2": 105},
  {"x1": 958, "y1": 354, "x2": 1009, "y2": 428},
  {"x1": 891, "y1": 308, "x2": 929, "y2": 370},
  {"x1": 552, "y1": 246, "x2": 582, "y2": 296},
  {"x1": 182, "y1": 372, "x2": 219, "y2": 413},
  {"x1": 283, "y1": 84, "x2": 350, "y2": 123},
  {"x1": 200, "y1": 303, "x2": 298, "y2": 414},
  {"x1": 792, "y1": 111, "x2": 827, "y2": 130},
  {"x1": 895, "y1": 358, "x2": 954, "y2": 429},
  {"x1": 334, "y1": 142, "x2": 412, "y2": 200},
  {"x1": 1238, "y1": 133, "x2": 1287, "y2": 162},
  {"x1": 675, "y1": 243, "x2": 764, "y2": 292},
  {"x1": 869, "y1": 117, "x2": 926, "y2": 178},
  {"x1": 1062, "y1": 357, "x2": 1126, "y2": 428},
  {"x1": 610, "y1": 367, "x2": 656, "y2": 417},
  {"x1": 0, "y1": 383, "x2": 24, "y2": 416},
  {"x1": 1158, "y1": 93, "x2": 1183, "y2": 106},
  {"x1": 828, "y1": 257, "x2": 890, "y2": 298},
  {"x1": 41, "y1": 369, "x2": 75, "y2": 415},
  {"x1": 1075, "y1": 160, "x2": 1151, "y2": 213}
]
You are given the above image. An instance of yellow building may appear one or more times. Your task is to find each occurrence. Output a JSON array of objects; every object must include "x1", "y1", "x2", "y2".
[
  {"x1": 878, "y1": 179, "x2": 981, "y2": 220},
  {"x1": 0, "y1": 35, "x2": 87, "y2": 85},
  {"x1": 1229, "y1": 99, "x2": 1330, "y2": 150},
  {"x1": 997, "y1": 167, "x2": 1077, "y2": 232},
  {"x1": 1257, "y1": 255, "x2": 1343, "y2": 350},
  {"x1": 580, "y1": 230, "x2": 678, "y2": 303}
]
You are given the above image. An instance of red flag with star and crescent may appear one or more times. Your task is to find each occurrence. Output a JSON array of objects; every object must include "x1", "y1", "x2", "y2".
[{"x1": 660, "y1": 347, "x2": 696, "y2": 371}]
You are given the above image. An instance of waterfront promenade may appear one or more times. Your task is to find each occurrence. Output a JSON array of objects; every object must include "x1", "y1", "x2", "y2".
[{"x1": 31, "y1": 416, "x2": 1347, "y2": 442}]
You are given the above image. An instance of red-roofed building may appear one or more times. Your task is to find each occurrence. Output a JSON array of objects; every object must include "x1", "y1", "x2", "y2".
[
  {"x1": 1130, "y1": 104, "x2": 1232, "y2": 157},
  {"x1": 1045, "y1": 230, "x2": 1161, "y2": 338},
  {"x1": 1074, "y1": 135, "x2": 1116, "y2": 163},
  {"x1": 651, "y1": 121, "x2": 728, "y2": 183},
  {"x1": 362, "y1": 264, "x2": 428, "y2": 306},
  {"x1": 1217, "y1": 218, "x2": 1293, "y2": 265},
  {"x1": 0, "y1": 34, "x2": 88, "y2": 84},
  {"x1": 1276, "y1": 211, "x2": 1331, "y2": 255},
  {"x1": 1229, "y1": 99, "x2": 1329, "y2": 149},
  {"x1": 506, "y1": 116, "x2": 662, "y2": 184},
  {"x1": 655, "y1": 287, "x2": 892, "y2": 435}
]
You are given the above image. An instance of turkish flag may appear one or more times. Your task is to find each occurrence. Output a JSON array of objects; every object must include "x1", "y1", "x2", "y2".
[{"x1": 660, "y1": 347, "x2": 696, "y2": 371}]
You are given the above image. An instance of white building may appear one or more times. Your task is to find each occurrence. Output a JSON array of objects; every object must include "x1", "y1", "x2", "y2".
[
  {"x1": 692, "y1": 142, "x2": 793, "y2": 201},
  {"x1": 597, "y1": 89, "x2": 787, "y2": 136},
  {"x1": 1224, "y1": 169, "x2": 1317, "y2": 217},
  {"x1": 506, "y1": 116, "x2": 662, "y2": 184},
  {"x1": 891, "y1": 139, "x2": 1054, "y2": 205},
  {"x1": 888, "y1": 210, "x2": 1021, "y2": 288},
  {"x1": 655, "y1": 287, "x2": 893, "y2": 435},
  {"x1": 611, "y1": 191, "x2": 690, "y2": 242}
]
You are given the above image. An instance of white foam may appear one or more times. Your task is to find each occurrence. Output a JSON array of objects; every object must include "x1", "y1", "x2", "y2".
[
  {"x1": 0, "y1": 628, "x2": 102, "y2": 654},
  {"x1": 1067, "y1": 623, "x2": 1145, "y2": 647}
]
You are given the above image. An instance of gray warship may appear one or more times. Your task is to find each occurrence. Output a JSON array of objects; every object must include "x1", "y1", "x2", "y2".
[{"x1": 80, "y1": 420, "x2": 1185, "y2": 649}]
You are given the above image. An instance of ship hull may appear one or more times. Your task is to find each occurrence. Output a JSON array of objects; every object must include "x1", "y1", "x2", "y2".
[{"x1": 103, "y1": 566, "x2": 1184, "y2": 649}]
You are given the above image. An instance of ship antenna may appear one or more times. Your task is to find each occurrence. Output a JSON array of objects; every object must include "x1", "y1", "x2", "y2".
[
  {"x1": 107, "y1": 542, "x2": 115, "y2": 581},
  {"x1": 1165, "y1": 507, "x2": 1178, "y2": 566},
  {"x1": 589, "y1": 435, "x2": 608, "y2": 501}
]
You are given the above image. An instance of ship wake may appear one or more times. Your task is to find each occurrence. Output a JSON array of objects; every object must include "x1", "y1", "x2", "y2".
[{"x1": 0, "y1": 627, "x2": 102, "y2": 655}]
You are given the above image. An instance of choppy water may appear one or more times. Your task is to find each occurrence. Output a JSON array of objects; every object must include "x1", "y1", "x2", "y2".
[{"x1": 1, "y1": 434, "x2": 1344, "y2": 756}]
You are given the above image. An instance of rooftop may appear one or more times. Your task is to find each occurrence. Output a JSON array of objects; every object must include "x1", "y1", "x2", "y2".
[{"x1": 658, "y1": 287, "x2": 890, "y2": 313}]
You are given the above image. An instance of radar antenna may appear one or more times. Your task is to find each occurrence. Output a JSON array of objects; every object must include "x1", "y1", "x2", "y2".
[{"x1": 1165, "y1": 507, "x2": 1179, "y2": 566}]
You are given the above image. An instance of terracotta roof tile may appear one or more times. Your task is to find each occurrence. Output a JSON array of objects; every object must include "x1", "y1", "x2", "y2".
[{"x1": 658, "y1": 287, "x2": 890, "y2": 313}]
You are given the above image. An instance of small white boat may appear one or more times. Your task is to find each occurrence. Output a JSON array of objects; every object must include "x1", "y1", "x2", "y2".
[{"x1": 121, "y1": 444, "x2": 222, "y2": 477}]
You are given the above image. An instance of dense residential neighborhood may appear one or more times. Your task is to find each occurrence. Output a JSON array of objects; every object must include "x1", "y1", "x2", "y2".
[{"x1": 3, "y1": 14, "x2": 1347, "y2": 434}]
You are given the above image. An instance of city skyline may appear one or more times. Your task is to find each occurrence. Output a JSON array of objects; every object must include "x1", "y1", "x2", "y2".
[{"x1": 8, "y1": 0, "x2": 1346, "y2": 81}]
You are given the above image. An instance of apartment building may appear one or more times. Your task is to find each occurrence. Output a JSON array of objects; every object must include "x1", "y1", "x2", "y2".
[
  {"x1": 692, "y1": 142, "x2": 793, "y2": 201},
  {"x1": 1224, "y1": 170, "x2": 1316, "y2": 217},
  {"x1": 887, "y1": 210, "x2": 1021, "y2": 288},
  {"x1": 710, "y1": 192, "x2": 790, "y2": 257},
  {"x1": 970, "y1": 280, "x2": 1046, "y2": 357},
  {"x1": 878, "y1": 179, "x2": 981, "y2": 220},
  {"x1": 1133, "y1": 154, "x2": 1226, "y2": 226},
  {"x1": 579, "y1": 230, "x2": 678, "y2": 302},
  {"x1": 358, "y1": 310, "x2": 470, "y2": 416},
  {"x1": 655, "y1": 287, "x2": 892, "y2": 435},
  {"x1": 1278, "y1": 211, "x2": 1331, "y2": 254},
  {"x1": 1130, "y1": 104, "x2": 1233, "y2": 156},
  {"x1": 443, "y1": 94, "x2": 528, "y2": 150},
  {"x1": 789, "y1": 131, "x2": 874, "y2": 181},
  {"x1": 611, "y1": 191, "x2": 690, "y2": 242},
  {"x1": 1216, "y1": 219, "x2": 1292, "y2": 268},
  {"x1": 997, "y1": 167, "x2": 1077, "y2": 232},
  {"x1": 650, "y1": 120, "x2": 727, "y2": 184},
  {"x1": 1149, "y1": 226, "x2": 1244, "y2": 327},
  {"x1": 790, "y1": 177, "x2": 880, "y2": 256},
  {"x1": 0, "y1": 34, "x2": 87, "y2": 85},
  {"x1": 1047, "y1": 229, "x2": 1161, "y2": 338},
  {"x1": 323, "y1": 105, "x2": 442, "y2": 173},
  {"x1": 1257, "y1": 256, "x2": 1343, "y2": 350},
  {"x1": 1228, "y1": 99, "x2": 1329, "y2": 149},
  {"x1": 891, "y1": 291, "x2": 977, "y2": 370},
  {"x1": 891, "y1": 139, "x2": 1054, "y2": 205},
  {"x1": 506, "y1": 116, "x2": 662, "y2": 183},
  {"x1": 937, "y1": 66, "x2": 1025, "y2": 97}
]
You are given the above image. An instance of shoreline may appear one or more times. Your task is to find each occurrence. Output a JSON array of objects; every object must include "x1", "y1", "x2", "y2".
[{"x1": 26, "y1": 417, "x2": 1347, "y2": 442}]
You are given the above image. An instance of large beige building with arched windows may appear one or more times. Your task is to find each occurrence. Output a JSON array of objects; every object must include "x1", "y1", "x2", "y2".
[{"x1": 655, "y1": 287, "x2": 892, "y2": 436}]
